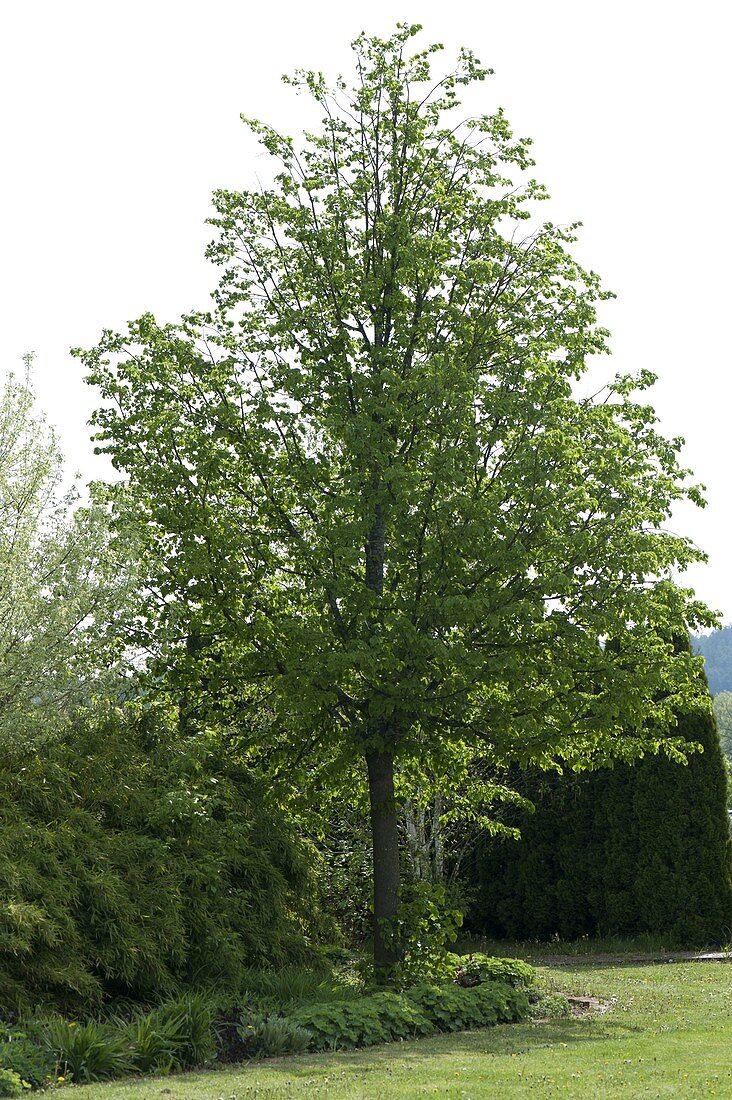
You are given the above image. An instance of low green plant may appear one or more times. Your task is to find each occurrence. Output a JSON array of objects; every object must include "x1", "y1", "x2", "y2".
[
  {"x1": 288, "y1": 980, "x2": 529, "y2": 1052},
  {"x1": 528, "y1": 992, "x2": 571, "y2": 1020},
  {"x1": 145, "y1": 994, "x2": 216, "y2": 1069},
  {"x1": 118, "y1": 1011, "x2": 180, "y2": 1075},
  {"x1": 240, "y1": 1015, "x2": 314, "y2": 1057},
  {"x1": 0, "y1": 1024, "x2": 55, "y2": 1089},
  {"x1": 453, "y1": 953, "x2": 535, "y2": 989},
  {"x1": 0, "y1": 1069, "x2": 26, "y2": 1097},
  {"x1": 291, "y1": 992, "x2": 433, "y2": 1051},
  {"x1": 406, "y1": 981, "x2": 528, "y2": 1033},
  {"x1": 41, "y1": 1018, "x2": 132, "y2": 1084}
]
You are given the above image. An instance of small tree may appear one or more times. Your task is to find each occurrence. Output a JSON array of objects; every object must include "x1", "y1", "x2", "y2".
[
  {"x1": 80, "y1": 26, "x2": 714, "y2": 973},
  {"x1": 0, "y1": 367, "x2": 130, "y2": 743}
]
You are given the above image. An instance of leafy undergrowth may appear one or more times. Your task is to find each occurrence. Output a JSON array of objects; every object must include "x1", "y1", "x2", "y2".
[
  {"x1": 0, "y1": 954, "x2": 533, "y2": 1093},
  {"x1": 57, "y1": 962, "x2": 732, "y2": 1098}
]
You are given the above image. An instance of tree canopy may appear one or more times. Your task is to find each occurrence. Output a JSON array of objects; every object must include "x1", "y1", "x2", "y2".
[
  {"x1": 79, "y1": 25, "x2": 714, "y2": 971},
  {"x1": 0, "y1": 367, "x2": 131, "y2": 744}
]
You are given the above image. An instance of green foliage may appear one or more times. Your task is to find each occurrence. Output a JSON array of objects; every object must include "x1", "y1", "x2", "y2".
[
  {"x1": 712, "y1": 691, "x2": 732, "y2": 760},
  {"x1": 118, "y1": 1012, "x2": 179, "y2": 1076},
  {"x1": 42, "y1": 1018, "x2": 133, "y2": 1084},
  {"x1": 528, "y1": 993, "x2": 571, "y2": 1020},
  {"x1": 288, "y1": 972, "x2": 529, "y2": 1051},
  {"x1": 467, "y1": 668, "x2": 732, "y2": 943},
  {"x1": 0, "y1": 705, "x2": 320, "y2": 1012},
  {"x1": 0, "y1": 1069, "x2": 26, "y2": 1097},
  {"x1": 453, "y1": 954, "x2": 535, "y2": 989},
  {"x1": 240, "y1": 1015, "x2": 314, "y2": 1058},
  {"x1": 118, "y1": 994, "x2": 216, "y2": 1073},
  {"x1": 0, "y1": 1026, "x2": 54, "y2": 1089},
  {"x1": 405, "y1": 981, "x2": 529, "y2": 1033},
  {"x1": 140, "y1": 994, "x2": 216, "y2": 1070},
  {"x1": 79, "y1": 25, "x2": 715, "y2": 967},
  {"x1": 291, "y1": 992, "x2": 434, "y2": 1050},
  {"x1": 383, "y1": 883, "x2": 463, "y2": 986},
  {"x1": 0, "y1": 368, "x2": 133, "y2": 746},
  {"x1": 236, "y1": 965, "x2": 359, "y2": 1014}
]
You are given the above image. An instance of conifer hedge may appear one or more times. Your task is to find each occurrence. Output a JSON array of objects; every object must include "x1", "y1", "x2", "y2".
[
  {"x1": 467, "y1": 683, "x2": 732, "y2": 944},
  {"x1": 0, "y1": 707, "x2": 320, "y2": 1012}
]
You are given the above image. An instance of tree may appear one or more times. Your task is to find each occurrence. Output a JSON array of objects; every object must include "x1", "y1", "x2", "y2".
[
  {"x1": 0, "y1": 366, "x2": 131, "y2": 743},
  {"x1": 467, "y1": 653, "x2": 732, "y2": 944},
  {"x1": 79, "y1": 26, "x2": 714, "y2": 973}
]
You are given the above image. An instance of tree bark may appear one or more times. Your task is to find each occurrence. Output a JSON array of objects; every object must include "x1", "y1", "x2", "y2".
[{"x1": 366, "y1": 747, "x2": 401, "y2": 977}]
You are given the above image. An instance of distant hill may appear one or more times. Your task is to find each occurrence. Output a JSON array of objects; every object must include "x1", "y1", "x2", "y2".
[{"x1": 692, "y1": 625, "x2": 732, "y2": 696}]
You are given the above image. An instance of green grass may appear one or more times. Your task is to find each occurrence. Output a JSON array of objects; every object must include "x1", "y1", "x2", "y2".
[
  {"x1": 57, "y1": 961, "x2": 731, "y2": 1098},
  {"x1": 457, "y1": 932, "x2": 725, "y2": 959}
]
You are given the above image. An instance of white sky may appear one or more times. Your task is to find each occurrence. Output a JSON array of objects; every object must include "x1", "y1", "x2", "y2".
[{"x1": 2, "y1": 0, "x2": 731, "y2": 617}]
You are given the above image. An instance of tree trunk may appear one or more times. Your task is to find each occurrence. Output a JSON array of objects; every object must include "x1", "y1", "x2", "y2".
[{"x1": 366, "y1": 747, "x2": 401, "y2": 978}]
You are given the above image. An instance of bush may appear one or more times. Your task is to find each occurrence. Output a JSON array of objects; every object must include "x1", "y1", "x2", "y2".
[
  {"x1": 235, "y1": 965, "x2": 342, "y2": 1013},
  {"x1": 119, "y1": 1010, "x2": 179, "y2": 1076},
  {"x1": 0, "y1": 705, "x2": 322, "y2": 1012},
  {"x1": 144, "y1": 994, "x2": 216, "y2": 1069},
  {"x1": 289, "y1": 978, "x2": 529, "y2": 1052},
  {"x1": 467, "y1": 655, "x2": 732, "y2": 944},
  {"x1": 407, "y1": 981, "x2": 528, "y2": 1033},
  {"x1": 453, "y1": 954, "x2": 535, "y2": 989},
  {"x1": 291, "y1": 992, "x2": 433, "y2": 1050},
  {"x1": 41, "y1": 1018, "x2": 133, "y2": 1084},
  {"x1": 0, "y1": 1025, "x2": 55, "y2": 1089},
  {"x1": 0, "y1": 1069, "x2": 25, "y2": 1098},
  {"x1": 240, "y1": 1015, "x2": 314, "y2": 1057},
  {"x1": 529, "y1": 993, "x2": 571, "y2": 1020}
]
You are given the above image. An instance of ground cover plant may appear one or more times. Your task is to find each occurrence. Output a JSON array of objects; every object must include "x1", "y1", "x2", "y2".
[
  {"x1": 53, "y1": 960, "x2": 732, "y2": 1099},
  {"x1": 0, "y1": 955, "x2": 533, "y2": 1090}
]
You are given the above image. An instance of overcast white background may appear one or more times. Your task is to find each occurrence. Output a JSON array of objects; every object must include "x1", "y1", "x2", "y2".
[{"x1": 1, "y1": 1, "x2": 730, "y2": 618}]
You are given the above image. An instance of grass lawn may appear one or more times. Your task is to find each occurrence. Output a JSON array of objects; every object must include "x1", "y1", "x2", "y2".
[{"x1": 60, "y1": 961, "x2": 731, "y2": 1099}]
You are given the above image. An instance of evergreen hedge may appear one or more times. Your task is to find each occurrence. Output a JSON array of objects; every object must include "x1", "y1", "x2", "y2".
[
  {"x1": 0, "y1": 706, "x2": 320, "y2": 1012},
  {"x1": 467, "y1": 683, "x2": 732, "y2": 944}
]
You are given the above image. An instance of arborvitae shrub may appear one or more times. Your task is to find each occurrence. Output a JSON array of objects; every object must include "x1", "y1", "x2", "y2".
[
  {"x1": 0, "y1": 706, "x2": 320, "y2": 1012},
  {"x1": 467, "y1": 685, "x2": 732, "y2": 944}
]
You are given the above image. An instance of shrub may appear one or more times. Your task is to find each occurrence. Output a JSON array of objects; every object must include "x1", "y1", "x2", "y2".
[
  {"x1": 240, "y1": 1015, "x2": 314, "y2": 1057},
  {"x1": 289, "y1": 979, "x2": 529, "y2": 1052},
  {"x1": 236, "y1": 965, "x2": 338, "y2": 1012},
  {"x1": 467, "y1": 652, "x2": 732, "y2": 944},
  {"x1": 0, "y1": 705, "x2": 322, "y2": 1012},
  {"x1": 529, "y1": 993, "x2": 571, "y2": 1020},
  {"x1": 453, "y1": 954, "x2": 535, "y2": 989},
  {"x1": 291, "y1": 992, "x2": 433, "y2": 1050},
  {"x1": 145, "y1": 994, "x2": 216, "y2": 1069},
  {"x1": 118, "y1": 1010, "x2": 181, "y2": 1075},
  {"x1": 41, "y1": 1018, "x2": 133, "y2": 1084},
  {"x1": 0, "y1": 1069, "x2": 25, "y2": 1098},
  {"x1": 0, "y1": 1025, "x2": 55, "y2": 1089},
  {"x1": 384, "y1": 883, "x2": 463, "y2": 987},
  {"x1": 407, "y1": 981, "x2": 528, "y2": 1033}
]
